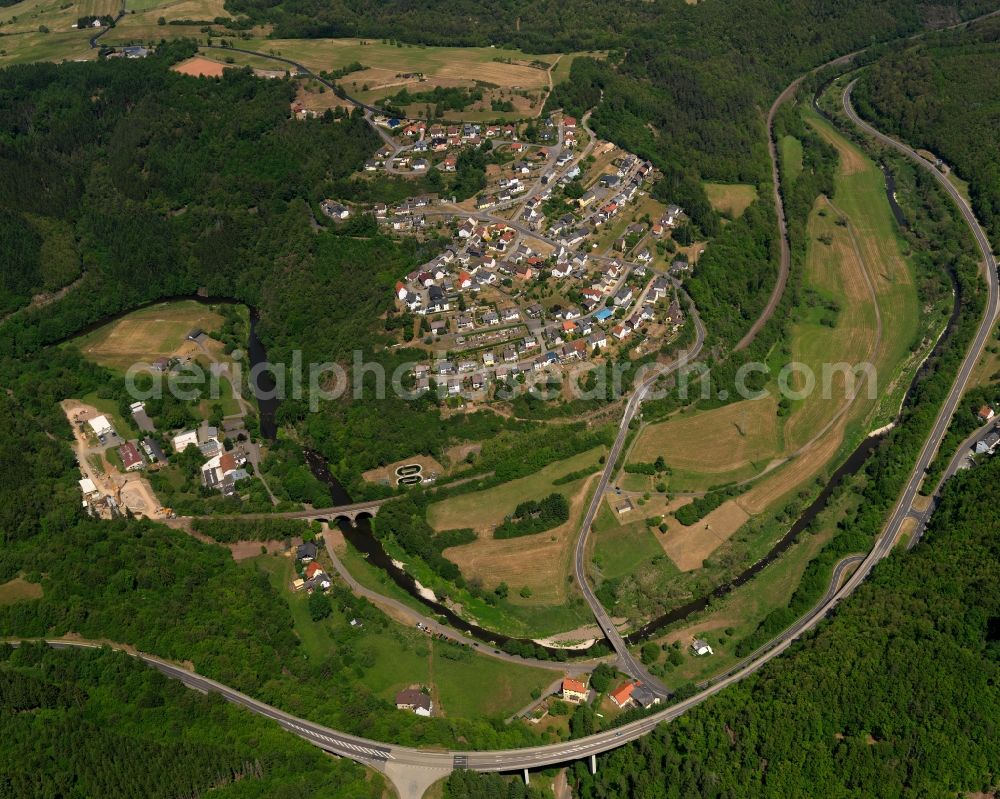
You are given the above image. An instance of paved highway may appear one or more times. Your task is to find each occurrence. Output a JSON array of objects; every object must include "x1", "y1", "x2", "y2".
[
  {"x1": 102, "y1": 79, "x2": 993, "y2": 791},
  {"x1": 25, "y1": 37, "x2": 997, "y2": 799}
]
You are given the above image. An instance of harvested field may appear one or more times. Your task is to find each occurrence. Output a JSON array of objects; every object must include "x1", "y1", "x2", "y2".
[
  {"x1": 172, "y1": 56, "x2": 227, "y2": 78},
  {"x1": 631, "y1": 397, "x2": 781, "y2": 485},
  {"x1": 426, "y1": 446, "x2": 603, "y2": 532},
  {"x1": 659, "y1": 499, "x2": 751, "y2": 571},
  {"x1": 442, "y1": 472, "x2": 597, "y2": 603}
]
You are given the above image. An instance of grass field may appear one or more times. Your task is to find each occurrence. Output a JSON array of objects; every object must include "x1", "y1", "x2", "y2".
[
  {"x1": 427, "y1": 447, "x2": 604, "y2": 532},
  {"x1": 630, "y1": 397, "x2": 782, "y2": 489},
  {"x1": 441, "y1": 463, "x2": 601, "y2": 604},
  {"x1": 780, "y1": 134, "x2": 804, "y2": 183},
  {"x1": 0, "y1": 577, "x2": 43, "y2": 605},
  {"x1": 625, "y1": 104, "x2": 921, "y2": 579},
  {"x1": 702, "y1": 182, "x2": 759, "y2": 218},
  {"x1": 255, "y1": 554, "x2": 553, "y2": 718},
  {"x1": 71, "y1": 300, "x2": 224, "y2": 371},
  {"x1": 589, "y1": 503, "x2": 667, "y2": 583}
]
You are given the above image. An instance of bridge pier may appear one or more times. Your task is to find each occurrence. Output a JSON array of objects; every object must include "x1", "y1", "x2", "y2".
[
  {"x1": 523, "y1": 768, "x2": 530, "y2": 785},
  {"x1": 590, "y1": 754, "x2": 597, "y2": 775}
]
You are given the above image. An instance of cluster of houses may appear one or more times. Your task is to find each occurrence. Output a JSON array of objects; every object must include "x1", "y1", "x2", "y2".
[
  {"x1": 172, "y1": 426, "x2": 250, "y2": 497},
  {"x1": 84, "y1": 411, "x2": 167, "y2": 477},
  {"x1": 291, "y1": 541, "x2": 332, "y2": 593}
]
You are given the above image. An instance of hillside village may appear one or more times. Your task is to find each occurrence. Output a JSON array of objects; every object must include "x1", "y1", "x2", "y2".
[{"x1": 324, "y1": 111, "x2": 694, "y2": 402}]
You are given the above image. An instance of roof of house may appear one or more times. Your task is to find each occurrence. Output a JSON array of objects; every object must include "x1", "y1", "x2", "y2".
[
  {"x1": 297, "y1": 542, "x2": 318, "y2": 559},
  {"x1": 610, "y1": 682, "x2": 635, "y2": 706},
  {"x1": 395, "y1": 689, "x2": 432, "y2": 710},
  {"x1": 631, "y1": 683, "x2": 658, "y2": 708},
  {"x1": 305, "y1": 562, "x2": 325, "y2": 579},
  {"x1": 118, "y1": 441, "x2": 143, "y2": 469},
  {"x1": 563, "y1": 678, "x2": 587, "y2": 694}
]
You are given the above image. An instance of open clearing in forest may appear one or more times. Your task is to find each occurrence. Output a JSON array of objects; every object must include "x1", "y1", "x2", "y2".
[
  {"x1": 71, "y1": 300, "x2": 223, "y2": 371},
  {"x1": 780, "y1": 134, "x2": 804, "y2": 183},
  {"x1": 703, "y1": 182, "x2": 759, "y2": 218},
  {"x1": 172, "y1": 55, "x2": 227, "y2": 77},
  {"x1": 0, "y1": 577, "x2": 43, "y2": 604}
]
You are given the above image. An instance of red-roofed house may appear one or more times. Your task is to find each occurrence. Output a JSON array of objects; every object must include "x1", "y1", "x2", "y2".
[
  {"x1": 610, "y1": 681, "x2": 636, "y2": 709},
  {"x1": 562, "y1": 678, "x2": 588, "y2": 703},
  {"x1": 458, "y1": 271, "x2": 473, "y2": 289},
  {"x1": 118, "y1": 441, "x2": 144, "y2": 472},
  {"x1": 305, "y1": 562, "x2": 325, "y2": 580},
  {"x1": 978, "y1": 405, "x2": 995, "y2": 422},
  {"x1": 563, "y1": 115, "x2": 577, "y2": 129}
]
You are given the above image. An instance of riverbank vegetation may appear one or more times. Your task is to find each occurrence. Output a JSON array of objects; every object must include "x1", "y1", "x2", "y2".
[
  {"x1": 731, "y1": 72, "x2": 985, "y2": 657},
  {"x1": 850, "y1": 17, "x2": 1000, "y2": 487}
]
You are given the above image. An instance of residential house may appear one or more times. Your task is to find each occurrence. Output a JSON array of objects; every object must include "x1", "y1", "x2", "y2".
[
  {"x1": 631, "y1": 683, "x2": 660, "y2": 709},
  {"x1": 296, "y1": 542, "x2": 318, "y2": 562},
  {"x1": 562, "y1": 678, "x2": 588, "y2": 703},
  {"x1": 118, "y1": 441, "x2": 144, "y2": 472},
  {"x1": 610, "y1": 682, "x2": 636, "y2": 709},
  {"x1": 395, "y1": 689, "x2": 433, "y2": 717}
]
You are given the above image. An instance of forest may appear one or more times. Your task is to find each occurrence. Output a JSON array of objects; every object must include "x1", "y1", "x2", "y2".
[
  {"x1": 852, "y1": 16, "x2": 1000, "y2": 247},
  {"x1": 0, "y1": 644, "x2": 382, "y2": 798},
  {"x1": 566, "y1": 450, "x2": 1000, "y2": 798}
]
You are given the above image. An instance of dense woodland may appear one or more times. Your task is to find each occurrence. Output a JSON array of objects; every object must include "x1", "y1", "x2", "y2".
[
  {"x1": 853, "y1": 17, "x2": 1000, "y2": 247},
  {"x1": 0, "y1": 644, "x2": 382, "y2": 798}
]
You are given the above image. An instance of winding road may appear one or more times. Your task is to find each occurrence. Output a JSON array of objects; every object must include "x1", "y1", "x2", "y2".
[
  {"x1": 31, "y1": 73, "x2": 992, "y2": 799},
  {"x1": 33, "y1": 26, "x2": 998, "y2": 799},
  {"x1": 570, "y1": 295, "x2": 706, "y2": 695}
]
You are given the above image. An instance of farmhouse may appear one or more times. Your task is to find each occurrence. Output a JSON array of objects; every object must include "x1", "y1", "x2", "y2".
[{"x1": 396, "y1": 689, "x2": 433, "y2": 716}]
